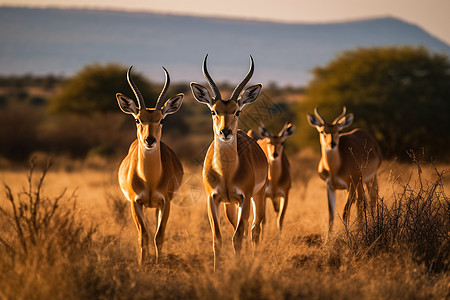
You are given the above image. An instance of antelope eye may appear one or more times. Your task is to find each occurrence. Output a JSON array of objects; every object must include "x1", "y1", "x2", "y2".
[
  {"x1": 235, "y1": 111, "x2": 241, "y2": 117},
  {"x1": 160, "y1": 119, "x2": 165, "y2": 125},
  {"x1": 211, "y1": 110, "x2": 217, "y2": 116},
  {"x1": 135, "y1": 119, "x2": 140, "y2": 124}
]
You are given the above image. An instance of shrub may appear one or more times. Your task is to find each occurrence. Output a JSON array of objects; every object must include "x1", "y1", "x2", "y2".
[
  {"x1": 0, "y1": 159, "x2": 108, "y2": 299},
  {"x1": 296, "y1": 46, "x2": 450, "y2": 161},
  {"x1": 0, "y1": 159, "x2": 93, "y2": 262},
  {"x1": 0, "y1": 104, "x2": 43, "y2": 160},
  {"x1": 339, "y1": 156, "x2": 450, "y2": 273},
  {"x1": 49, "y1": 63, "x2": 158, "y2": 114}
]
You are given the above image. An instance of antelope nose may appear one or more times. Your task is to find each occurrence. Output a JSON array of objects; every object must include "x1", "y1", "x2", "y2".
[
  {"x1": 145, "y1": 137, "x2": 156, "y2": 147},
  {"x1": 330, "y1": 141, "x2": 337, "y2": 149},
  {"x1": 273, "y1": 152, "x2": 279, "y2": 159},
  {"x1": 221, "y1": 128, "x2": 232, "y2": 138}
]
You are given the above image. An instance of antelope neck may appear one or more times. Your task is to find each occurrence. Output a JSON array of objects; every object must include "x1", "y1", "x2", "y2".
[
  {"x1": 212, "y1": 134, "x2": 239, "y2": 177},
  {"x1": 268, "y1": 154, "x2": 282, "y2": 181},
  {"x1": 137, "y1": 141, "x2": 162, "y2": 184},
  {"x1": 321, "y1": 144, "x2": 341, "y2": 174}
]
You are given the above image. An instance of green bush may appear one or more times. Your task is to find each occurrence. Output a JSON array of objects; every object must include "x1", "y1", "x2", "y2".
[
  {"x1": 295, "y1": 46, "x2": 450, "y2": 161},
  {"x1": 49, "y1": 63, "x2": 158, "y2": 114}
]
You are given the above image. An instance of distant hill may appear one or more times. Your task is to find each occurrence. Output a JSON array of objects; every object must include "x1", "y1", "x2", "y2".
[{"x1": 1, "y1": 6, "x2": 449, "y2": 86}]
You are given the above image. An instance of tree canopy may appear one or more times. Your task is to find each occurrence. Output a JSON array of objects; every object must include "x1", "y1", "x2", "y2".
[
  {"x1": 296, "y1": 46, "x2": 450, "y2": 161},
  {"x1": 49, "y1": 63, "x2": 158, "y2": 114}
]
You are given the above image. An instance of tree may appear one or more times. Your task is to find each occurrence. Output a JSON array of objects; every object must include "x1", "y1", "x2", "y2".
[
  {"x1": 49, "y1": 63, "x2": 158, "y2": 114},
  {"x1": 295, "y1": 46, "x2": 450, "y2": 161}
]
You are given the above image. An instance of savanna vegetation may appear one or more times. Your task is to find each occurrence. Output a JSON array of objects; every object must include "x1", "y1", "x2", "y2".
[
  {"x1": 0, "y1": 154, "x2": 448, "y2": 299},
  {"x1": 295, "y1": 46, "x2": 450, "y2": 160},
  {"x1": 0, "y1": 46, "x2": 449, "y2": 299}
]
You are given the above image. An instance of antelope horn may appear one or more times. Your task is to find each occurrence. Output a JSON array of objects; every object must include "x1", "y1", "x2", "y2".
[
  {"x1": 127, "y1": 66, "x2": 146, "y2": 110},
  {"x1": 230, "y1": 55, "x2": 254, "y2": 101},
  {"x1": 202, "y1": 54, "x2": 222, "y2": 101},
  {"x1": 155, "y1": 67, "x2": 170, "y2": 110},
  {"x1": 278, "y1": 123, "x2": 289, "y2": 137},
  {"x1": 314, "y1": 107, "x2": 326, "y2": 125},
  {"x1": 332, "y1": 106, "x2": 347, "y2": 124}
]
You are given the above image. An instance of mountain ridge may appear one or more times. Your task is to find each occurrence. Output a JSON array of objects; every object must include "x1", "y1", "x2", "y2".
[{"x1": 1, "y1": 6, "x2": 449, "y2": 86}]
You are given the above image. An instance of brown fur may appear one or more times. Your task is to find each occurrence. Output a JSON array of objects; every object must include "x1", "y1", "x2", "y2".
[
  {"x1": 118, "y1": 138, "x2": 183, "y2": 264},
  {"x1": 203, "y1": 130, "x2": 268, "y2": 269},
  {"x1": 190, "y1": 56, "x2": 266, "y2": 269},
  {"x1": 250, "y1": 128, "x2": 293, "y2": 232},
  {"x1": 308, "y1": 110, "x2": 382, "y2": 231}
]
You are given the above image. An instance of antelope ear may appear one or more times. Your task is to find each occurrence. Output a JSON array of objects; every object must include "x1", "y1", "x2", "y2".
[
  {"x1": 307, "y1": 114, "x2": 322, "y2": 129},
  {"x1": 190, "y1": 82, "x2": 213, "y2": 106},
  {"x1": 116, "y1": 93, "x2": 138, "y2": 116},
  {"x1": 162, "y1": 93, "x2": 184, "y2": 116},
  {"x1": 238, "y1": 84, "x2": 262, "y2": 109},
  {"x1": 258, "y1": 126, "x2": 271, "y2": 138},
  {"x1": 281, "y1": 123, "x2": 295, "y2": 138},
  {"x1": 336, "y1": 113, "x2": 354, "y2": 130}
]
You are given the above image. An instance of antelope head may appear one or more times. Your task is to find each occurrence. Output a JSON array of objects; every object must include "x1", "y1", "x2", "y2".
[
  {"x1": 190, "y1": 55, "x2": 262, "y2": 143},
  {"x1": 307, "y1": 107, "x2": 354, "y2": 151},
  {"x1": 116, "y1": 66, "x2": 183, "y2": 150},
  {"x1": 258, "y1": 123, "x2": 295, "y2": 160}
]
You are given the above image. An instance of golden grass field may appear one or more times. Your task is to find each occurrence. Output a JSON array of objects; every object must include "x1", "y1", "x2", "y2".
[{"x1": 0, "y1": 150, "x2": 449, "y2": 299}]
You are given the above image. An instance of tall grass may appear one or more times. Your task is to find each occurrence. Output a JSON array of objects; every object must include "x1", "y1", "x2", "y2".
[
  {"x1": 0, "y1": 157, "x2": 448, "y2": 299},
  {"x1": 0, "y1": 159, "x2": 86, "y2": 258},
  {"x1": 0, "y1": 159, "x2": 106, "y2": 299},
  {"x1": 339, "y1": 157, "x2": 450, "y2": 273}
]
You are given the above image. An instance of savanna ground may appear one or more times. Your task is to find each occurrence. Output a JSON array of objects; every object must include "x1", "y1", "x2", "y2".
[{"x1": 0, "y1": 150, "x2": 448, "y2": 300}]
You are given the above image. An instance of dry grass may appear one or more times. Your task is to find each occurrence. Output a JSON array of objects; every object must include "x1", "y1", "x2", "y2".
[{"x1": 0, "y1": 153, "x2": 449, "y2": 299}]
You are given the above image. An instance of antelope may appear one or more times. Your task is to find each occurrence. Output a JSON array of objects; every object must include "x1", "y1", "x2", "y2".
[
  {"x1": 116, "y1": 66, "x2": 184, "y2": 264},
  {"x1": 248, "y1": 123, "x2": 295, "y2": 233},
  {"x1": 190, "y1": 55, "x2": 268, "y2": 269},
  {"x1": 307, "y1": 107, "x2": 382, "y2": 231}
]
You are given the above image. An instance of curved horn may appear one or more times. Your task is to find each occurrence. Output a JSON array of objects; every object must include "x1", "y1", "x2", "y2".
[
  {"x1": 202, "y1": 54, "x2": 222, "y2": 101},
  {"x1": 155, "y1": 67, "x2": 170, "y2": 110},
  {"x1": 314, "y1": 107, "x2": 326, "y2": 125},
  {"x1": 332, "y1": 106, "x2": 347, "y2": 124},
  {"x1": 278, "y1": 123, "x2": 289, "y2": 136},
  {"x1": 230, "y1": 55, "x2": 254, "y2": 101},
  {"x1": 127, "y1": 66, "x2": 146, "y2": 110}
]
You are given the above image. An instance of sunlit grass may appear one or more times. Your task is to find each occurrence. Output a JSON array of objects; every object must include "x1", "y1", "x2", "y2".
[{"x1": 0, "y1": 154, "x2": 448, "y2": 299}]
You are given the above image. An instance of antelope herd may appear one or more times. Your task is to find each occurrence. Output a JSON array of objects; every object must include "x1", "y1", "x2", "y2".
[{"x1": 116, "y1": 56, "x2": 382, "y2": 266}]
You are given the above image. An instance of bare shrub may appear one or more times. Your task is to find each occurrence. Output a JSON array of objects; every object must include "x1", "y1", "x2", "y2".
[
  {"x1": 0, "y1": 159, "x2": 93, "y2": 260},
  {"x1": 339, "y1": 157, "x2": 450, "y2": 273},
  {"x1": 0, "y1": 159, "x2": 108, "y2": 299}
]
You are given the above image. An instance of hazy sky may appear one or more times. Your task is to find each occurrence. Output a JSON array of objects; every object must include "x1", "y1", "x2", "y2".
[{"x1": 1, "y1": 0, "x2": 449, "y2": 44}]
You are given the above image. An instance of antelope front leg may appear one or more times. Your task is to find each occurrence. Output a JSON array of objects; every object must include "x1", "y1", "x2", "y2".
[
  {"x1": 251, "y1": 188, "x2": 266, "y2": 247},
  {"x1": 224, "y1": 203, "x2": 238, "y2": 230},
  {"x1": 326, "y1": 183, "x2": 337, "y2": 231},
  {"x1": 261, "y1": 196, "x2": 268, "y2": 237},
  {"x1": 130, "y1": 200, "x2": 149, "y2": 264},
  {"x1": 277, "y1": 194, "x2": 288, "y2": 233},
  {"x1": 232, "y1": 201, "x2": 246, "y2": 255},
  {"x1": 342, "y1": 183, "x2": 357, "y2": 228},
  {"x1": 154, "y1": 200, "x2": 170, "y2": 264},
  {"x1": 207, "y1": 194, "x2": 222, "y2": 270}
]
